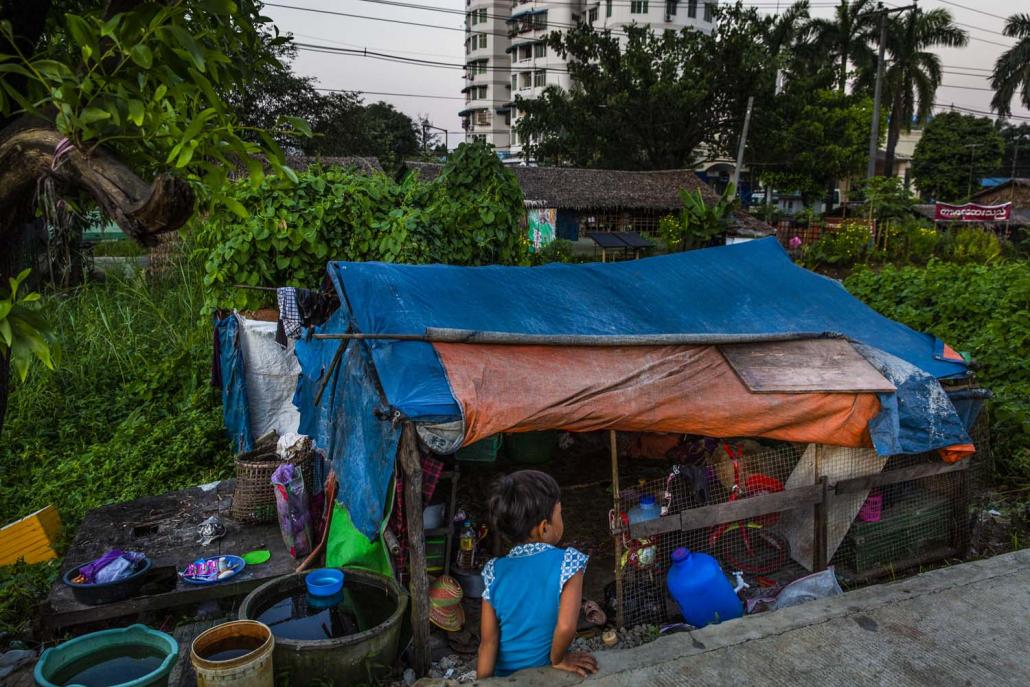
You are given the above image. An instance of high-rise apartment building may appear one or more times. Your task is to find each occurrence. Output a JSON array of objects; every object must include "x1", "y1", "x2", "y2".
[{"x1": 462, "y1": 1, "x2": 719, "y2": 158}]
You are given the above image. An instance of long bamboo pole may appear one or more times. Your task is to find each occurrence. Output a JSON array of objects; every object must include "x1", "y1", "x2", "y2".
[
  {"x1": 312, "y1": 329, "x2": 844, "y2": 347},
  {"x1": 610, "y1": 429, "x2": 625, "y2": 628}
]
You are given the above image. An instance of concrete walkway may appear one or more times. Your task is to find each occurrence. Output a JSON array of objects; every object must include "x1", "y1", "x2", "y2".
[{"x1": 477, "y1": 548, "x2": 1030, "y2": 687}]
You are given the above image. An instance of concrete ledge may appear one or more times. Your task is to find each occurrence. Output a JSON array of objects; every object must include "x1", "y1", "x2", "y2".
[{"x1": 461, "y1": 549, "x2": 1030, "y2": 686}]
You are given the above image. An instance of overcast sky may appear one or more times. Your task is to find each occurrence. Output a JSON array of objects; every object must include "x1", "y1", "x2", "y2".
[{"x1": 262, "y1": 0, "x2": 1030, "y2": 145}]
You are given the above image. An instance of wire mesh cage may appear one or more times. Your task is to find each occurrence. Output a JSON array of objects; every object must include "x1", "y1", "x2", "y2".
[{"x1": 610, "y1": 426, "x2": 985, "y2": 628}]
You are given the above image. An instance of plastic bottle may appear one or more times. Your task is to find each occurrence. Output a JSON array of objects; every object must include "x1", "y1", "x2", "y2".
[
  {"x1": 627, "y1": 495, "x2": 661, "y2": 525},
  {"x1": 457, "y1": 520, "x2": 476, "y2": 569},
  {"x1": 666, "y1": 547, "x2": 743, "y2": 628}
]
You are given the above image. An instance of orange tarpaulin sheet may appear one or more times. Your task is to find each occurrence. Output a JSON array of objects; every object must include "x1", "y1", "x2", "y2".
[{"x1": 434, "y1": 343, "x2": 882, "y2": 449}]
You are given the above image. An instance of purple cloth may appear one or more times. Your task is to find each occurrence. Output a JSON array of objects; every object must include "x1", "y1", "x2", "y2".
[{"x1": 78, "y1": 549, "x2": 125, "y2": 584}]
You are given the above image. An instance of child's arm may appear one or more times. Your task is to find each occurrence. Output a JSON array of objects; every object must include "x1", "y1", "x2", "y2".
[
  {"x1": 477, "y1": 598, "x2": 500, "y2": 679},
  {"x1": 550, "y1": 571, "x2": 598, "y2": 676}
]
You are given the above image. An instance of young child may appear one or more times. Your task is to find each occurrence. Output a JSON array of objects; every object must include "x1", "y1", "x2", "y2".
[{"x1": 477, "y1": 470, "x2": 599, "y2": 679}]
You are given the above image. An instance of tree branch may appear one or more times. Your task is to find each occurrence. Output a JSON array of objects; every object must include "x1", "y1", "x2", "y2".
[{"x1": 0, "y1": 118, "x2": 195, "y2": 245}]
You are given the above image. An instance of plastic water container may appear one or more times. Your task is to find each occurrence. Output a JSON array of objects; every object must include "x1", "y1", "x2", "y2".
[
  {"x1": 666, "y1": 547, "x2": 743, "y2": 628},
  {"x1": 627, "y1": 495, "x2": 661, "y2": 526}
]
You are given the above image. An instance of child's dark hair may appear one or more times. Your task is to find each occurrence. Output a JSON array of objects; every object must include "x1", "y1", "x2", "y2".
[{"x1": 488, "y1": 470, "x2": 561, "y2": 543}]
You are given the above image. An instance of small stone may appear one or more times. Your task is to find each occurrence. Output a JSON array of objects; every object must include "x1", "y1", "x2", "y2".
[
  {"x1": 439, "y1": 655, "x2": 459, "y2": 670},
  {"x1": 403, "y1": 668, "x2": 417, "y2": 686}
]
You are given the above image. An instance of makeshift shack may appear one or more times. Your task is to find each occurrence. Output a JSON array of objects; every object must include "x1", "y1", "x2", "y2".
[{"x1": 280, "y1": 237, "x2": 980, "y2": 673}]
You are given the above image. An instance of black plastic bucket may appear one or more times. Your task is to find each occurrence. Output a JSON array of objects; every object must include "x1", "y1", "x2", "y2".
[{"x1": 63, "y1": 556, "x2": 153, "y2": 605}]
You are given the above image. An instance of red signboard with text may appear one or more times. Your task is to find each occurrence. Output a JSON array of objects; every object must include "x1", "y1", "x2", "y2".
[{"x1": 933, "y1": 202, "x2": 1012, "y2": 222}]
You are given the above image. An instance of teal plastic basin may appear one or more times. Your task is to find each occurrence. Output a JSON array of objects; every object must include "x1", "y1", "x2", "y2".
[{"x1": 35, "y1": 624, "x2": 179, "y2": 687}]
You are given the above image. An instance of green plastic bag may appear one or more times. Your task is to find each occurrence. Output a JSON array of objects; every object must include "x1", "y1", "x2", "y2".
[{"x1": 325, "y1": 482, "x2": 394, "y2": 576}]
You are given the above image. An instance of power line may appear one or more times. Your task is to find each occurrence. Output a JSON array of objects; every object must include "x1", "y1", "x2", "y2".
[
  {"x1": 929, "y1": 0, "x2": 1010, "y2": 23},
  {"x1": 265, "y1": 3, "x2": 470, "y2": 34},
  {"x1": 938, "y1": 83, "x2": 995, "y2": 92},
  {"x1": 293, "y1": 32, "x2": 459, "y2": 59},
  {"x1": 942, "y1": 63, "x2": 991, "y2": 73},
  {"x1": 269, "y1": 1, "x2": 1016, "y2": 69},
  {"x1": 880, "y1": 1, "x2": 1013, "y2": 47},
  {"x1": 294, "y1": 40, "x2": 574, "y2": 73},
  {"x1": 315, "y1": 87, "x2": 465, "y2": 100},
  {"x1": 934, "y1": 102, "x2": 1030, "y2": 121}
]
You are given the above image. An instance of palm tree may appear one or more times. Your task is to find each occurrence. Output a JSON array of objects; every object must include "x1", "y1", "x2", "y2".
[
  {"x1": 880, "y1": 9, "x2": 968, "y2": 177},
  {"x1": 810, "y1": 0, "x2": 878, "y2": 93},
  {"x1": 766, "y1": 0, "x2": 813, "y2": 58},
  {"x1": 991, "y1": 13, "x2": 1030, "y2": 117}
]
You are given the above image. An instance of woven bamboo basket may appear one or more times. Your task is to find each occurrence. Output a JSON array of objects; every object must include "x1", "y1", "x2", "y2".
[{"x1": 230, "y1": 440, "x2": 314, "y2": 524}]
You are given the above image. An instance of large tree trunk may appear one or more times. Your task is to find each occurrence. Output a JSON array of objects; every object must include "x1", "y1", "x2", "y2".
[
  {"x1": 0, "y1": 117, "x2": 195, "y2": 246},
  {"x1": 0, "y1": 118, "x2": 196, "y2": 438}
]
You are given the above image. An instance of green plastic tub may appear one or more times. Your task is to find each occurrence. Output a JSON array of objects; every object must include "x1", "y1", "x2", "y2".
[
  {"x1": 238, "y1": 568, "x2": 409, "y2": 687},
  {"x1": 455, "y1": 434, "x2": 502, "y2": 463},
  {"x1": 504, "y1": 430, "x2": 558, "y2": 464},
  {"x1": 35, "y1": 624, "x2": 179, "y2": 687}
]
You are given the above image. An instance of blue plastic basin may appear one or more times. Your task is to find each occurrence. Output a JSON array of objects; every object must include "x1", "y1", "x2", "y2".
[{"x1": 305, "y1": 568, "x2": 344, "y2": 597}]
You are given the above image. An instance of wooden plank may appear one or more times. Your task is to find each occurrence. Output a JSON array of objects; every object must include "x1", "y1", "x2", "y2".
[
  {"x1": 399, "y1": 423, "x2": 431, "y2": 677},
  {"x1": 43, "y1": 571, "x2": 281, "y2": 634},
  {"x1": 720, "y1": 339, "x2": 896, "y2": 394},
  {"x1": 834, "y1": 459, "x2": 969, "y2": 495},
  {"x1": 777, "y1": 445, "x2": 886, "y2": 571},
  {"x1": 628, "y1": 484, "x2": 825, "y2": 539}
]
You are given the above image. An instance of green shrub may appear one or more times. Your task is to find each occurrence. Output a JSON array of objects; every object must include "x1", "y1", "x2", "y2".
[
  {"x1": 660, "y1": 183, "x2": 738, "y2": 252},
  {"x1": 0, "y1": 560, "x2": 59, "y2": 640},
  {"x1": 877, "y1": 218, "x2": 938, "y2": 264},
  {"x1": 944, "y1": 227, "x2": 1002, "y2": 264},
  {"x1": 532, "y1": 239, "x2": 576, "y2": 265},
  {"x1": 196, "y1": 143, "x2": 528, "y2": 311},
  {"x1": 803, "y1": 221, "x2": 873, "y2": 266},
  {"x1": 845, "y1": 261, "x2": 1030, "y2": 484}
]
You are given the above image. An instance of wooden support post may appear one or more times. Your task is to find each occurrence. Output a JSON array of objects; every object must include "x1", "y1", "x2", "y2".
[
  {"x1": 814, "y1": 475, "x2": 830, "y2": 571},
  {"x1": 610, "y1": 429, "x2": 625, "y2": 628},
  {"x1": 398, "y1": 423, "x2": 431, "y2": 676}
]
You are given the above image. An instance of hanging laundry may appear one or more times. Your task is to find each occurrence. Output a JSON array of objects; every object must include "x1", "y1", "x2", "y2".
[{"x1": 276, "y1": 287, "x2": 303, "y2": 344}]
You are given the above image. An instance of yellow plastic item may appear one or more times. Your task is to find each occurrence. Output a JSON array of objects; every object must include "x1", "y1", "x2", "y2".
[{"x1": 0, "y1": 505, "x2": 62, "y2": 565}]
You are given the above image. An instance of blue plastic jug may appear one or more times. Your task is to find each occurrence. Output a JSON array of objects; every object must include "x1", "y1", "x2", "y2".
[
  {"x1": 627, "y1": 495, "x2": 660, "y2": 525},
  {"x1": 666, "y1": 547, "x2": 743, "y2": 628}
]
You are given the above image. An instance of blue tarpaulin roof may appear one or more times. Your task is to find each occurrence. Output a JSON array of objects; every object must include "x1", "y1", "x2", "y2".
[
  {"x1": 288, "y1": 238, "x2": 974, "y2": 539},
  {"x1": 326, "y1": 238, "x2": 967, "y2": 421}
]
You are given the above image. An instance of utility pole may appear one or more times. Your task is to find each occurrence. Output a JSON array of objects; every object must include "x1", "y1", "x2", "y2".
[
  {"x1": 867, "y1": 4, "x2": 917, "y2": 179},
  {"x1": 965, "y1": 143, "x2": 982, "y2": 199},
  {"x1": 732, "y1": 95, "x2": 754, "y2": 195},
  {"x1": 421, "y1": 122, "x2": 449, "y2": 158}
]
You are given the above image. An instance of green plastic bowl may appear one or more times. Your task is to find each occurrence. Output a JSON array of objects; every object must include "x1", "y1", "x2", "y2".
[{"x1": 35, "y1": 624, "x2": 179, "y2": 687}]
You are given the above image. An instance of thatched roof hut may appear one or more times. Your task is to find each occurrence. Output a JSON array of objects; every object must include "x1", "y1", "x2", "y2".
[{"x1": 403, "y1": 162, "x2": 772, "y2": 237}]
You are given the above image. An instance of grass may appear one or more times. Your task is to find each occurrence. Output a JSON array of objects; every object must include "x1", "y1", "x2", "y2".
[
  {"x1": 91, "y1": 239, "x2": 147, "y2": 258},
  {"x1": 0, "y1": 246, "x2": 233, "y2": 639}
]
